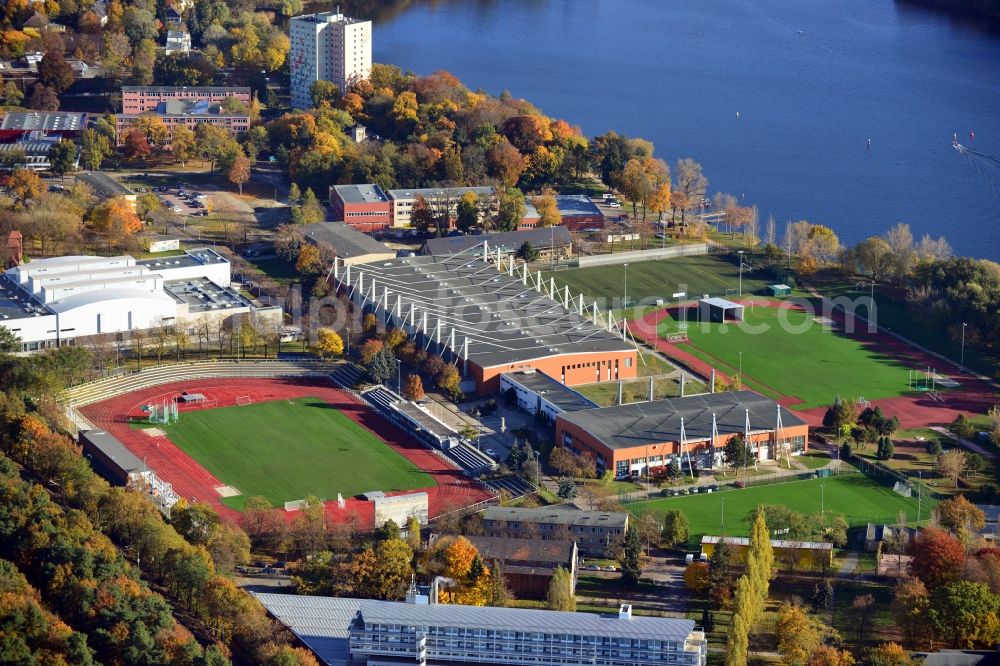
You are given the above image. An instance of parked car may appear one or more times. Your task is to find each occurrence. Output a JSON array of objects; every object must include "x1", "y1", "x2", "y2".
[
  {"x1": 171, "y1": 206, "x2": 182, "y2": 213},
  {"x1": 609, "y1": 201, "x2": 622, "y2": 208},
  {"x1": 685, "y1": 553, "x2": 695, "y2": 564},
  {"x1": 586, "y1": 564, "x2": 600, "y2": 571},
  {"x1": 603, "y1": 566, "x2": 617, "y2": 572}
]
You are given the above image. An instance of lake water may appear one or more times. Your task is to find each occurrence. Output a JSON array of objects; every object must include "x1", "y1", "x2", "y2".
[{"x1": 368, "y1": 0, "x2": 1000, "y2": 260}]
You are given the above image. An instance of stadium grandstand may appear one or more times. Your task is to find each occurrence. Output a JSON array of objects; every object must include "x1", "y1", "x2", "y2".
[{"x1": 330, "y1": 247, "x2": 637, "y2": 393}]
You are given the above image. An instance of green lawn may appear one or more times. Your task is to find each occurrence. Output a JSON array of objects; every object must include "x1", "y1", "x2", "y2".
[
  {"x1": 248, "y1": 256, "x2": 298, "y2": 283},
  {"x1": 158, "y1": 396, "x2": 434, "y2": 509},
  {"x1": 543, "y1": 254, "x2": 772, "y2": 307},
  {"x1": 630, "y1": 474, "x2": 934, "y2": 548},
  {"x1": 659, "y1": 305, "x2": 916, "y2": 409}
]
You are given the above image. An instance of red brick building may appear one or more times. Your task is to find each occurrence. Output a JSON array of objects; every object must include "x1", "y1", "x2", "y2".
[
  {"x1": 329, "y1": 184, "x2": 392, "y2": 232},
  {"x1": 121, "y1": 86, "x2": 252, "y2": 114},
  {"x1": 555, "y1": 391, "x2": 809, "y2": 478}
]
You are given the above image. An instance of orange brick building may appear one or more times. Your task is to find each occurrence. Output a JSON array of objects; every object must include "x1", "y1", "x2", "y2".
[
  {"x1": 330, "y1": 253, "x2": 636, "y2": 394},
  {"x1": 555, "y1": 391, "x2": 809, "y2": 478}
]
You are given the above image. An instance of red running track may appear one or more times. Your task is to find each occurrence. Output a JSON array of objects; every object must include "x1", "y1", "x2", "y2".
[
  {"x1": 79, "y1": 378, "x2": 494, "y2": 528},
  {"x1": 632, "y1": 301, "x2": 998, "y2": 429}
]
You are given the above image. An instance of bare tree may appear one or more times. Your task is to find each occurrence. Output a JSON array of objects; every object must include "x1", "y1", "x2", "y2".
[
  {"x1": 766, "y1": 215, "x2": 777, "y2": 247},
  {"x1": 675, "y1": 158, "x2": 708, "y2": 229}
]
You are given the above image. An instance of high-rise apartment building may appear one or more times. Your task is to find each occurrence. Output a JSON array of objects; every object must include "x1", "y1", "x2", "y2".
[{"x1": 289, "y1": 11, "x2": 372, "y2": 109}]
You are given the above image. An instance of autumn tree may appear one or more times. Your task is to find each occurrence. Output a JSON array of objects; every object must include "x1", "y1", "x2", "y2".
[
  {"x1": 661, "y1": 509, "x2": 690, "y2": 548},
  {"x1": 79, "y1": 129, "x2": 111, "y2": 171},
  {"x1": 684, "y1": 561, "x2": 710, "y2": 593},
  {"x1": 450, "y1": 191, "x2": 478, "y2": 232},
  {"x1": 937, "y1": 449, "x2": 967, "y2": 488},
  {"x1": 486, "y1": 560, "x2": 511, "y2": 607},
  {"x1": 437, "y1": 364, "x2": 461, "y2": 400},
  {"x1": 402, "y1": 374, "x2": 424, "y2": 401},
  {"x1": 866, "y1": 643, "x2": 914, "y2": 666},
  {"x1": 122, "y1": 127, "x2": 152, "y2": 160},
  {"x1": 48, "y1": 139, "x2": 77, "y2": 177},
  {"x1": 171, "y1": 125, "x2": 197, "y2": 166},
  {"x1": 228, "y1": 151, "x2": 252, "y2": 195},
  {"x1": 546, "y1": 566, "x2": 576, "y2": 611},
  {"x1": 893, "y1": 577, "x2": 931, "y2": 649},
  {"x1": 8, "y1": 168, "x2": 43, "y2": 205},
  {"x1": 316, "y1": 328, "x2": 344, "y2": 358},
  {"x1": 89, "y1": 197, "x2": 142, "y2": 242},
  {"x1": 908, "y1": 527, "x2": 965, "y2": 589},
  {"x1": 487, "y1": 139, "x2": 527, "y2": 187},
  {"x1": 531, "y1": 189, "x2": 561, "y2": 227},
  {"x1": 808, "y1": 646, "x2": 856, "y2": 666},
  {"x1": 775, "y1": 602, "x2": 826, "y2": 666},
  {"x1": 495, "y1": 188, "x2": 526, "y2": 232},
  {"x1": 936, "y1": 495, "x2": 986, "y2": 537},
  {"x1": 295, "y1": 244, "x2": 323, "y2": 276}
]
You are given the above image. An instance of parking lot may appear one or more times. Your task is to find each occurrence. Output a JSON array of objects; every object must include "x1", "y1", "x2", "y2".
[{"x1": 133, "y1": 184, "x2": 211, "y2": 217}]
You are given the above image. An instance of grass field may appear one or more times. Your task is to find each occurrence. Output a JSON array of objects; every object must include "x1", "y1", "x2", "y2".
[
  {"x1": 631, "y1": 474, "x2": 934, "y2": 548},
  {"x1": 659, "y1": 305, "x2": 915, "y2": 408},
  {"x1": 543, "y1": 255, "x2": 772, "y2": 307},
  {"x1": 159, "y1": 397, "x2": 434, "y2": 510}
]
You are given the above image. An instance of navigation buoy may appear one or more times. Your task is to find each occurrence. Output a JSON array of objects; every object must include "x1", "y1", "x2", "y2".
[
  {"x1": 736, "y1": 111, "x2": 740, "y2": 119},
  {"x1": 866, "y1": 138, "x2": 871, "y2": 150},
  {"x1": 970, "y1": 130, "x2": 975, "y2": 141}
]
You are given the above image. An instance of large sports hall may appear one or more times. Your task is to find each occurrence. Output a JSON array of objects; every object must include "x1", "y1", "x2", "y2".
[{"x1": 331, "y1": 252, "x2": 637, "y2": 393}]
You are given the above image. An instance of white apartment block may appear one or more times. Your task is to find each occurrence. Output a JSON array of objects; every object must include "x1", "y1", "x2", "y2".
[{"x1": 289, "y1": 11, "x2": 372, "y2": 109}]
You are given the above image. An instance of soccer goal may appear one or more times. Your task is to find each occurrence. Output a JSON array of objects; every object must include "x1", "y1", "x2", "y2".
[
  {"x1": 203, "y1": 399, "x2": 219, "y2": 409},
  {"x1": 892, "y1": 481, "x2": 913, "y2": 498},
  {"x1": 235, "y1": 395, "x2": 253, "y2": 407},
  {"x1": 666, "y1": 332, "x2": 689, "y2": 344}
]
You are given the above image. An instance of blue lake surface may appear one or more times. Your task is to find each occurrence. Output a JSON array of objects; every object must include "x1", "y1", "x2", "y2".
[{"x1": 370, "y1": 0, "x2": 1000, "y2": 259}]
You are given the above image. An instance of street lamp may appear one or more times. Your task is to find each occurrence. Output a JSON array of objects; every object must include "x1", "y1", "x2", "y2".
[
  {"x1": 345, "y1": 327, "x2": 351, "y2": 357},
  {"x1": 737, "y1": 251, "x2": 745, "y2": 296},
  {"x1": 738, "y1": 351, "x2": 743, "y2": 382},
  {"x1": 961, "y1": 322, "x2": 968, "y2": 368},
  {"x1": 396, "y1": 358, "x2": 402, "y2": 394},
  {"x1": 623, "y1": 263, "x2": 629, "y2": 310},
  {"x1": 820, "y1": 483, "x2": 825, "y2": 515}
]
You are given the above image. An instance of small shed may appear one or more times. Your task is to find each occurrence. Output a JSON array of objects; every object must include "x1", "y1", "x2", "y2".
[
  {"x1": 698, "y1": 296, "x2": 744, "y2": 323},
  {"x1": 768, "y1": 284, "x2": 792, "y2": 297}
]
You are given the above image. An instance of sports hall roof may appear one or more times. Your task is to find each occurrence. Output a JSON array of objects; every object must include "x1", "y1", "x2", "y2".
[
  {"x1": 338, "y1": 254, "x2": 633, "y2": 368},
  {"x1": 557, "y1": 390, "x2": 806, "y2": 450}
]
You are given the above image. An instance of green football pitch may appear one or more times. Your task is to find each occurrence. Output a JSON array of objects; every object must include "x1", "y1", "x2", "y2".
[
  {"x1": 659, "y1": 305, "x2": 915, "y2": 409},
  {"x1": 631, "y1": 474, "x2": 934, "y2": 548},
  {"x1": 158, "y1": 397, "x2": 435, "y2": 510},
  {"x1": 543, "y1": 255, "x2": 772, "y2": 305}
]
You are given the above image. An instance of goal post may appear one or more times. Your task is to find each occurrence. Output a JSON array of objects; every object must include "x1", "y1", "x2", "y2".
[
  {"x1": 666, "y1": 332, "x2": 689, "y2": 344},
  {"x1": 235, "y1": 395, "x2": 252, "y2": 407},
  {"x1": 892, "y1": 481, "x2": 912, "y2": 498}
]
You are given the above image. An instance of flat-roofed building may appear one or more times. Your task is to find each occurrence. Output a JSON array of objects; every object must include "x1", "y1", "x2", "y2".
[
  {"x1": 483, "y1": 505, "x2": 629, "y2": 557},
  {"x1": 121, "y1": 86, "x2": 252, "y2": 113},
  {"x1": 0, "y1": 248, "x2": 275, "y2": 352},
  {"x1": 500, "y1": 369, "x2": 598, "y2": 422},
  {"x1": 387, "y1": 185, "x2": 496, "y2": 229},
  {"x1": 330, "y1": 254, "x2": 637, "y2": 393},
  {"x1": 255, "y1": 593, "x2": 707, "y2": 666},
  {"x1": 555, "y1": 194, "x2": 605, "y2": 230},
  {"x1": 164, "y1": 30, "x2": 191, "y2": 55},
  {"x1": 421, "y1": 226, "x2": 573, "y2": 262},
  {"x1": 302, "y1": 222, "x2": 396, "y2": 266},
  {"x1": 328, "y1": 183, "x2": 391, "y2": 231},
  {"x1": 74, "y1": 171, "x2": 137, "y2": 208},
  {"x1": 0, "y1": 111, "x2": 88, "y2": 140},
  {"x1": 701, "y1": 535, "x2": 834, "y2": 569},
  {"x1": 555, "y1": 391, "x2": 809, "y2": 478},
  {"x1": 115, "y1": 100, "x2": 249, "y2": 145},
  {"x1": 0, "y1": 131, "x2": 75, "y2": 171}
]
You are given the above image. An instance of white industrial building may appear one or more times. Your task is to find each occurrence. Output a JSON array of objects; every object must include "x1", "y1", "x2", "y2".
[
  {"x1": 0, "y1": 248, "x2": 278, "y2": 352},
  {"x1": 289, "y1": 11, "x2": 372, "y2": 109}
]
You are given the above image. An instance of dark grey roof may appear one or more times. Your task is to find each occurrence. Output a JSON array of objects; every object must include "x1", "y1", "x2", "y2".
[
  {"x1": 79, "y1": 430, "x2": 143, "y2": 474},
  {"x1": 302, "y1": 223, "x2": 393, "y2": 259},
  {"x1": 484, "y1": 504, "x2": 629, "y2": 529},
  {"x1": 501, "y1": 369, "x2": 598, "y2": 413},
  {"x1": 555, "y1": 194, "x2": 602, "y2": 218},
  {"x1": 916, "y1": 651, "x2": 1000, "y2": 666},
  {"x1": 76, "y1": 172, "x2": 134, "y2": 197},
  {"x1": 337, "y1": 255, "x2": 633, "y2": 368},
  {"x1": 253, "y1": 593, "x2": 362, "y2": 666},
  {"x1": 557, "y1": 391, "x2": 806, "y2": 450},
  {"x1": 467, "y1": 535, "x2": 576, "y2": 565},
  {"x1": 331, "y1": 183, "x2": 388, "y2": 204},
  {"x1": 422, "y1": 226, "x2": 572, "y2": 257},
  {"x1": 356, "y1": 599, "x2": 693, "y2": 641}
]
